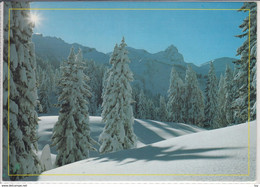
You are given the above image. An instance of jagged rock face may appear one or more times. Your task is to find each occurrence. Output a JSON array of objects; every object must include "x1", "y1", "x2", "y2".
[{"x1": 163, "y1": 45, "x2": 184, "y2": 64}]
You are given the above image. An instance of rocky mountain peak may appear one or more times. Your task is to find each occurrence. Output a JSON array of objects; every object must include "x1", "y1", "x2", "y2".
[
  {"x1": 162, "y1": 45, "x2": 184, "y2": 64},
  {"x1": 165, "y1": 45, "x2": 178, "y2": 54}
]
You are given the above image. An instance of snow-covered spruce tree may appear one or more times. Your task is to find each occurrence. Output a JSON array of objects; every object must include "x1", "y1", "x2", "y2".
[
  {"x1": 146, "y1": 98, "x2": 156, "y2": 120},
  {"x1": 46, "y1": 63, "x2": 56, "y2": 93},
  {"x1": 224, "y1": 65, "x2": 234, "y2": 125},
  {"x1": 137, "y1": 89, "x2": 147, "y2": 119},
  {"x1": 232, "y1": 66, "x2": 243, "y2": 124},
  {"x1": 52, "y1": 48, "x2": 98, "y2": 167},
  {"x1": 54, "y1": 68, "x2": 61, "y2": 94},
  {"x1": 204, "y1": 62, "x2": 218, "y2": 128},
  {"x1": 167, "y1": 67, "x2": 185, "y2": 123},
  {"x1": 217, "y1": 75, "x2": 227, "y2": 128},
  {"x1": 233, "y1": 2, "x2": 257, "y2": 122},
  {"x1": 36, "y1": 60, "x2": 57, "y2": 113},
  {"x1": 158, "y1": 96, "x2": 168, "y2": 122},
  {"x1": 99, "y1": 38, "x2": 137, "y2": 154},
  {"x1": 95, "y1": 65, "x2": 106, "y2": 108},
  {"x1": 38, "y1": 72, "x2": 51, "y2": 113},
  {"x1": 85, "y1": 60, "x2": 98, "y2": 115},
  {"x1": 184, "y1": 65, "x2": 205, "y2": 126},
  {"x1": 3, "y1": 2, "x2": 42, "y2": 180},
  {"x1": 131, "y1": 86, "x2": 140, "y2": 117},
  {"x1": 101, "y1": 68, "x2": 110, "y2": 99}
]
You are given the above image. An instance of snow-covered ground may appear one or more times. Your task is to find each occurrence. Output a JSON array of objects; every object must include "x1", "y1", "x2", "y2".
[
  {"x1": 28, "y1": 116, "x2": 256, "y2": 181},
  {"x1": 36, "y1": 116, "x2": 204, "y2": 158}
]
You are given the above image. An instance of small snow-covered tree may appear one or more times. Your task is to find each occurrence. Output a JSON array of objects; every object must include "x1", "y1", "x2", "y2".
[
  {"x1": 184, "y1": 65, "x2": 205, "y2": 126},
  {"x1": 146, "y1": 98, "x2": 156, "y2": 120},
  {"x1": 137, "y1": 89, "x2": 147, "y2": 119},
  {"x1": 158, "y1": 96, "x2": 167, "y2": 122},
  {"x1": 99, "y1": 38, "x2": 137, "y2": 154},
  {"x1": 233, "y1": 2, "x2": 257, "y2": 122},
  {"x1": 217, "y1": 75, "x2": 227, "y2": 127},
  {"x1": 95, "y1": 65, "x2": 106, "y2": 110},
  {"x1": 167, "y1": 67, "x2": 185, "y2": 123},
  {"x1": 224, "y1": 65, "x2": 234, "y2": 125},
  {"x1": 36, "y1": 60, "x2": 57, "y2": 113},
  {"x1": 3, "y1": 2, "x2": 41, "y2": 180},
  {"x1": 232, "y1": 66, "x2": 243, "y2": 124},
  {"x1": 204, "y1": 62, "x2": 218, "y2": 128},
  {"x1": 85, "y1": 60, "x2": 98, "y2": 115},
  {"x1": 38, "y1": 72, "x2": 51, "y2": 113},
  {"x1": 53, "y1": 68, "x2": 61, "y2": 96},
  {"x1": 132, "y1": 85, "x2": 140, "y2": 117},
  {"x1": 52, "y1": 48, "x2": 98, "y2": 167}
]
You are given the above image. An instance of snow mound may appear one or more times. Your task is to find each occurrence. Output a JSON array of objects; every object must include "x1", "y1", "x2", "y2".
[
  {"x1": 28, "y1": 120, "x2": 255, "y2": 181},
  {"x1": 40, "y1": 144, "x2": 53, "y2": 171}
]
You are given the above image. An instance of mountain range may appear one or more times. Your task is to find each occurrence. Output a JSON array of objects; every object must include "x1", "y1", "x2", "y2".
[{"x1": 32, "y1": 34, "x2": 237, "y2": 96}]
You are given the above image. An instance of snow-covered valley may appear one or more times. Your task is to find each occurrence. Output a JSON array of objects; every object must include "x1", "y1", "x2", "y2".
[{"x1": 26, "y1": 116, "x2": 256, "y2": 181}]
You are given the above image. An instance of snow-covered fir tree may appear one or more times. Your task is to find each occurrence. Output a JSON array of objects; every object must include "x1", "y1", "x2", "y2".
[
  {"x1": 101, "y1": 68, "x2": 110, "y2": 98},
  {"x1": 167, "y1": 67, "x2": 185, "y2": 123},
  {"x1": 46, "y1": 63, "x2": 56, "y2": 92},
  {"x1": 146, "y1": 99, "x2": 156, "y2": 120},
  {"x1": 99, "y1": 38, "x2": 137, "y2": 154},
  {"x1": 3, "y1": 2, "x2": 41, "y2": 180},
  {"x1": 36, "y1": 60, "x2": 57, "y2": 113},
  {"x1": 204, "y1": 62, "x2": 218, "y2": 128},
  {"x1": 37, "y1": 71, "x2": 51, "y2": 113},
  {"x1": 85, "y1": 60, "x2": 98, "y2": 115},
  {"x1": 217, "y1": 75, "x2": 227, "y2": 128},
  {"x1": 184, "y1": 66, "x2": 205, "y2": 126},
  {"x1": 131, "y1": 86, "x2": 140, "y2": 117},
  {"x1": 52, "y1": 48, "x2": 98, "y2": 166},
  {"x1": 224, "y1": 65, "x2": 234, "y2": 125},
  {"x1": 137, "y1": 89, "x2": 147, "y2": 119},
  {"x1": 158, "y1": 96, "x2": 168, "y2": 122},
  {"x1": 232, "y1": 66, "x2": 243, "y2": 124},
  {"x1": 54, "y1": 68, "x2": 61, "y2": 94},
  {"x1": 95, "y1": 65, "x2": 106, "y2": 109},
  {"x1": 233, "y1": 2, "x2": 257, "y2": 122}
]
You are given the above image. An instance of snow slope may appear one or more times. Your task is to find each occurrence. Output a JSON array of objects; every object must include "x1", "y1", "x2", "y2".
[
  {"x1": 29, "y1": 117, "x2": 255, "y2": 181},
  {"x1": 37, "y1": 116, "x2": 204, "y2": 155}
]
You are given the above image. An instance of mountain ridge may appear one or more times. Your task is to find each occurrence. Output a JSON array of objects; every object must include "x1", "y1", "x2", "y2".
[{"x1": 32, "y1": 34, "x2": 237, "y2": 96}]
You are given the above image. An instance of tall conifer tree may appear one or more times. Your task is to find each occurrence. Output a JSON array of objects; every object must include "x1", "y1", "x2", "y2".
[
  {"x1": 233, "y1": 2, "x2": 257, "y2": 121},
  {"x1": 184, "y1": 66, "x2": 205, "y2": 126},
  {"x1": 52, "y1": 48, "x2": 97, "y2": 166},
  {"x1": 167, "y1": 67, "x2": 185, "y2": 123},
  {"x1": 99, "y1": 38, "x2": 137, "y2": 154},
  {"x1": 3, "y1": 2, "x2": 41, "y2": 179},
  {"x1": 217, "y1": 75, "x2": 227, "y2": 127},
  {"x1": 224, "y1": 65, "x2": 234, "y2": 125},
  {"x1": 204, "y1": 62, "x2": 218, "y2": 128}
]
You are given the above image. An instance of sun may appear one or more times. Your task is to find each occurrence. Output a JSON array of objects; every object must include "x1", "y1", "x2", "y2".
[{"x1": 29, "y1": 12, "x2": 42, "y2": 27}]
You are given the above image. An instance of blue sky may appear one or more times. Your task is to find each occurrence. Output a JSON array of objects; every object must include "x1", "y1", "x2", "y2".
[{"x1": 30, "y1": 2, "x2": 247, "y2": 65}]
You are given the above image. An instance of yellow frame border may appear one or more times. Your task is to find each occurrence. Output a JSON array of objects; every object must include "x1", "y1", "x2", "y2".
[{"x1": 7, "y1": 8, "x2": 251, "y2": 177}]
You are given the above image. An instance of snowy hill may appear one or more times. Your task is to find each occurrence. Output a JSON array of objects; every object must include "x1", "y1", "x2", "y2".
[
  {"x1": 28, "y1": 117, "x2": 255, "y2": 181},
  {"x1": 32, "y1": 34, "x2": 237, "y2": 95},
  {"x1": 37, "y1": 116, "x2": 204, "y2": 156}
]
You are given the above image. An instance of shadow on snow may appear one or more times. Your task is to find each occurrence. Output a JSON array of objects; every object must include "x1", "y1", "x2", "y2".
[{"x1": 92, "y1": 146, "x2": 244, "y2": 165}]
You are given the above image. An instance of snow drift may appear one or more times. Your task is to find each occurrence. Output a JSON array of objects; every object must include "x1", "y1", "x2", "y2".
[{"x1": 27, "y1": 117, "x2": 255, "y2": 181}]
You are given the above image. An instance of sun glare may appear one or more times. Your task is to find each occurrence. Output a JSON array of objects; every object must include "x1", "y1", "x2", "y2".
[{"x1": 29, "y1": 12, "x2": 42, "y2": 27}]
